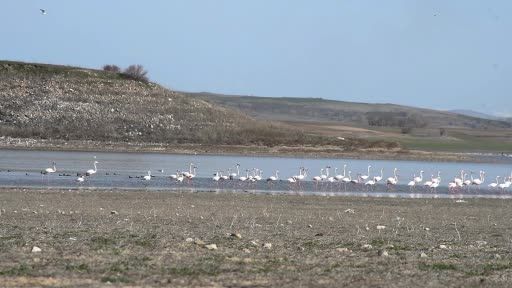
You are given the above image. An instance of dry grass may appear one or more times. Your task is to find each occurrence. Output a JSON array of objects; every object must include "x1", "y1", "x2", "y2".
[{"x1": 1, "y1": 188, "x2": 512, "y2": 287}]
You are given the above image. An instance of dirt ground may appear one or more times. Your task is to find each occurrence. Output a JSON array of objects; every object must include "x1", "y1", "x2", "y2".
[{"x1": 1, "y1": 188, "x2": 512, "y2": 287}]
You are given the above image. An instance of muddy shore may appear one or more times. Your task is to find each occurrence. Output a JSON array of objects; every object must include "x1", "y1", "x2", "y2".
[
  {"x1": 1, "y1": 137, "x2": 510, "y2": 163},
  {"x1": 1, "y1": 188, "x2": 511, "y2": 287}
]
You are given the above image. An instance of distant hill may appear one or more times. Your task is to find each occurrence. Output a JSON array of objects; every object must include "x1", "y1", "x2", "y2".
[
  {"x1": 448, "y1": 109, "x2": 501, "y2": 121},
  {"x1": 0, "y1": 60, "x2": 395, "y2": 150},
  {"x1": 186, "y1": 92, "x2": 511, "y2": 130}
]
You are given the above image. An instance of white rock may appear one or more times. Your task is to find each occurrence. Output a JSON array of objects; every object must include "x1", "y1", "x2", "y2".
[
  {"x1": 344, "y1": 209, "x2": 355, "y2": 214},
  {"x1": 455, "y1": 199, "x2": 466, "y2": 203},
  {"x1": 379, "y1": 250, "x2": 389, "y2": 257},
  {"x1": 476, "y1": 240, "x2": 487, "y2": 247},
  {"x1": 420, "y1": 252, "x2": 428, "y2": 258},
  {"x1": 185, "y1": 238, "x2": 194, "y2": 242},
  {"x1": 336, "y1": 247, "x2": 352, "y2": 253},
  {"x1": 205, "y1": 244, "x2": 218, "y2": 250},
  {"x1": 376, "y1": 225, "x2": 386, "y2": 230},
  {"x1": 307, "y1": 224, "x2": 313, "y2": 228},
  {"x1": 424, "y1": 227, "x2": 430, "y2": 231},
  {"x1": 439, "y1": 244, "x2": 449, "y2": 249},
  {"x1": 250, "y1": 241, "x2": 259, "y2": 246},
  {"x1": 31, "y1": 246, "x2": 42, "y2": 253},
  {"x1": 361, "y1": 244, "x2": 373, "y2": 250},
  {"x1": 263, "y1": 243, "x2": 272, "y2": 249},
  {"x1": 69, "y1": 237, "x2": 77, "y2": 241}
]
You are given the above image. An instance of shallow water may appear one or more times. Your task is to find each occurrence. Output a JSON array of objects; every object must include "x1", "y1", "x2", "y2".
[{"x1": 0, "y1": 149, "x2": 510, "y2": 198}]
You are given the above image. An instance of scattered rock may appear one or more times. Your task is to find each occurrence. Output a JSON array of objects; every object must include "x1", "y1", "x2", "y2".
[
  {"x1": 315, "y1": 233, "x2": 324, "y2": 237},
  {"x1": 439, "y1": 244, "x2": 449, "y2": 249},
  {"x1": 420, "y1": 252, "x2": 428, "y2": 258},
  {"x1": 31, "y1": 246, "x2": 42, "y2": 253},
  {"x1": 205, "y1": 244, "x2": 218, "y2": 250},
  {"x1": 263, "y1": 243, "x2": 272, "y2": 249},
  {"x1": 110, "y1": 210, "x2": 118, "y2": 215},
  {"x1": 194, "y1": 239, "x2": 206, "y2": 246},
  {"x1": 344, "y1": 209, "x2": 355, "y2": 214},
  {"x1": 307, "y1": 224, "x2": 313, "y2": 228},
  {"x1": 242, "y1": 248, "x2": 251, "y2": 253},
  {"x1": 336, "y1": 247, "x2": 352, "y2": 253},
  {"x1": 384, "y1": 244, "x2": 395, "y2": 249},
  {"x1": 250, "y1": 241, "x2": 259, "y2": 247},
  {"x1": 297, "y1": 246, "x2": 305, "y2": 251},
  {"x1": 286, "y1": 220, "x2": 293, "y2": 225},
  {"x1": 494, "y1": 254, "x2": 501, "y2": 260},
  {"x1": 476, "y1": 240, "x2": 487, "y2": 247},
  {"x1": 361, "y1": 244, "x2": 373, "y2": 251},
  {"x1": 378, "y1": 250, "x2": 389, "y2": 257},
  {"x1": 376, "y1": 225, "x2": 386, "y2": 230},
  {"x1": 424, "y1": 227, "x2": 430, "y2": 231},
  {"x1": 230, "y1": 233, "x2": 242, "y2": 239},
  {"x1": 185, "y1": 238, "x2": 194, "y2": 243},
  {"x1": 455, "y1": 199, "x2": 466, "y2": 203},
  {"x1": 69, "y1": 237, "x2": 77, "y2": 241},
  {"x1": 365, "y1": 226, "x2": 370, "y2": 231}
]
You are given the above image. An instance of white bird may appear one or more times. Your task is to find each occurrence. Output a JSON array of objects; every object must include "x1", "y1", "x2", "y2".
[
  {"x1": 386, "y1": 168, "x2": 398, "y2": 186},
  {"x1": 267, "y1": 170, "x2": 279, "y2": 182},
  {"x1": 407, "y1": 174, "x2": 416, "y2": 191},
  {"x1": 239, "y1": 170, "x2": 249, "y2": 182},
  {"x1": 463, "y1": 173, "x2": 472, "y2": 186},
  {"x1": 230, "y1": 164, "x2": 240, "y2": 179},
  {"x1": 488, "y1": 176, "x2": 500, "y2": 188},
  {"x1": 169, "y1": 170, "x2": 180, "y2": 179},
  {"x1": 423, "y1": 175, "x2": 434, "y2": 188},
  {"x1": 413, "y1": 170, "x2": 424, "y2": 184},
  {"x1": 320, "y1": 167, "x2": 329, "y2": 181},
  {"x1": 294, "y1": 167, "x2": 307, "y2": 181},
  {"x1": 143, "y1": 171, "x2": 151, "y2": 181},
  {"x1": 335, "y1": 165, "x2": 345, "y2": 181},
  {"x1": 454, "y1": 170, "x2": 464, "y2": 186},
  {"x1": 313, "y1": 169, "x2": 324, "y2": 182},
  {"x1": 86, "y1": 161, "x2": 99, "y2": 176},
  {"x1": 40, "y1": 9, "x2": 47, "y2": 15},
  {"x1": 76, "y1": 175, "x2": 85, "y2": 183},
  {"x1": 220, "y1": 171, "x2": 229, "y2": 181},
  {"x1": 360, "y1": 165, "x2": 371, "y2": 181},
  {"x1": 212, "y1": 172, "x2": 221, "y2": 182},
  {"x1": 373, "y1": 168, "x2": 383, "y2": 183},
  {"x1": 432, "y1": 171, "x2": 441, "y2": 184},
  {"x1": 44, "y1": 162, "x2": 56, "y2": 174},
  {"x1": 176, "y1": 174, "x2": 184, "y2": 183},
  {"x1": 430, "y1": 181, "x2": 439, "y2": 192}
]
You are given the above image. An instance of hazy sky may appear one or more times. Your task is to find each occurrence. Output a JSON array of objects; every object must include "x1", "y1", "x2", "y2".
[{"x1": 2, "y1": 1, "x2": 511, "y2": 116}]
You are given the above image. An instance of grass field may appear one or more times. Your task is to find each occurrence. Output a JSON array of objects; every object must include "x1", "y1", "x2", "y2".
[{"x1": 1, "y1": 189, "x2": 512, "y2": 287}]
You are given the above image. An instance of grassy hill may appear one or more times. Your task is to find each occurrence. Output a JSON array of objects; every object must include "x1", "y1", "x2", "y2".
[
  {"x1": 186, "y1": 92, "x2": 512, "y2": 153},
  {"x1": 187, "y1": 92, "x2": 511, "y2": 130},
  {"x1": 0, "y1": 60, "x2": 396, "y2": 151}
]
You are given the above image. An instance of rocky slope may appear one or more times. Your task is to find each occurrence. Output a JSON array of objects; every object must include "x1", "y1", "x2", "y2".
[{"x1": 0, "y1": 61, "x2": 393, "y2": 151}]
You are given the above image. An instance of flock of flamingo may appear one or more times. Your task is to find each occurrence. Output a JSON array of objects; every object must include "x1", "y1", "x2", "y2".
[{"x1": 39, "y1": 160, "x2": 512, "y2": 193}]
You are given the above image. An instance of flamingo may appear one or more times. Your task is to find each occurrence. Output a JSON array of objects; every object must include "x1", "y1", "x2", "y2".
[
  {"x1": 182, "y1": 163, "x2": 194, "y2": 178},
  {"x1": 448, "y1": 181, "x2": 457, "y2": 192},
  {"x1": 360, "y1": 165, "x2": 371, "y2": 181},
  {"x1": 463, "y1": 172, "x2": 472, "y2": 186},
  {"x1": 267, "y1": 170, "x2": 279, "y2": 182},
  {"x1": 365, "y1": 179, "x2": 376, "y2": 191},
  {"x1": 212, "y1": 172, "x2": 221, "y2": 182},
  {"x1": 143, "y1": 171, "x2": 151, "y2": 181},
  {"x1": 498, "y1": 177, "x2": 509, "y2": 190},
  {"x1": 86, "y1": 161, "x2": 99, "y2": 176},
  {"x1": 76, "y1": 175, "x2": 85, "y2": 183},
  {"x1": 386, "y1": 168, "x2": 398, "y2": 190},
  {"x1": 320, "y1": 167, "x2": 330, "y2": 181},
  {"x1": 169, "y1": 170, "x2": 180, "y2": 180},
  {"x1": 432, "y1": 171, "x2": 441, "y2": 184},
  {"x1": 313, "y1": 169, "x2": 324, "y2": 182},
  {"x1": 220, "y1": 171, "x2": 229, "y2": 181},
  {"x1": 335, "y1": 165, "x2": 346, "y2": 181},
  {"x1": 176, "y1": 173, "x2": 185, "y2": 183},
  {"x1": 407, "y1": 174, "x2": 416, "y2": 191},
  {"x1": 423, "y1": 175, "x2": 434, "y2": 189},
  {"x1": 471, "y1": 171, "x2": 485, "y2": 186},
  {"x1": 373, "y1": 168, "x2": 383, "y2": 183},
  {"x1": 488, "y1": 176, "x2": 500, "y2": 189},
  {"x1": 454, "y1": 170, "x2": 464, "y2": 186},
  {"x1": 44, "y1": 162, "x2": 57, "y2": 174},
  {"x1": 413, "y1": 170, "x2": 424, "y2": 184},
  {"x1": 230, "y1": 164, "x2": 240, "y2": 180},
  {"x1": 239, "y1": 170, "x2": 249, "y2": 182}
]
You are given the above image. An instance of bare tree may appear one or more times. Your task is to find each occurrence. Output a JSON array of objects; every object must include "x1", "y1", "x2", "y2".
[
  {"x1": 123, "y1": 65, "x2": 149, "y2": 82},
  {"x1": 102, "y1": 64, "x2": 121, "y2": 73}
]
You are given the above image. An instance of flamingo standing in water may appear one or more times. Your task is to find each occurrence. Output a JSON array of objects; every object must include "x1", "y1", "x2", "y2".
[
  {"x1": 488, "y1": 176, "x2": 500, "y2": 189},
  {"x1": 360, "y1": 165, "x2": 371, "y2": 181},
  {"x1": 86, "y1": 161, "x2": 99, "y2": 176},
  {"x1": 143, "y1": 171, "x2": 151, "y2": 181},
  {"x1": 386, "y1": 168, "x2": 398, "y2": 190},
  {"x1": 407, "y1": 174, "x2": 416, "y2": 191},
  {"x1": 373, "y1": 168, "x2": 383, "y2": 183}
]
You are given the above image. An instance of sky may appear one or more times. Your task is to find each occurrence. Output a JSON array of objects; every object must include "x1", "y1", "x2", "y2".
[{"x1": 1, "y1": 1, "x2": 511, "y2": 116}]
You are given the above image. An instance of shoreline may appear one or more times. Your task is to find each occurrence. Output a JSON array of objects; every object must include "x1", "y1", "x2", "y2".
[{"x1": 1, "y1": 136, "x2": 511, "y2": 164}]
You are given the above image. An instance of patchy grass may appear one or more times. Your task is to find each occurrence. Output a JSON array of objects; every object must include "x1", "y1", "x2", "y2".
[{"x1": 1, "y1": 188, "x2": 512, "y2": 287}]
